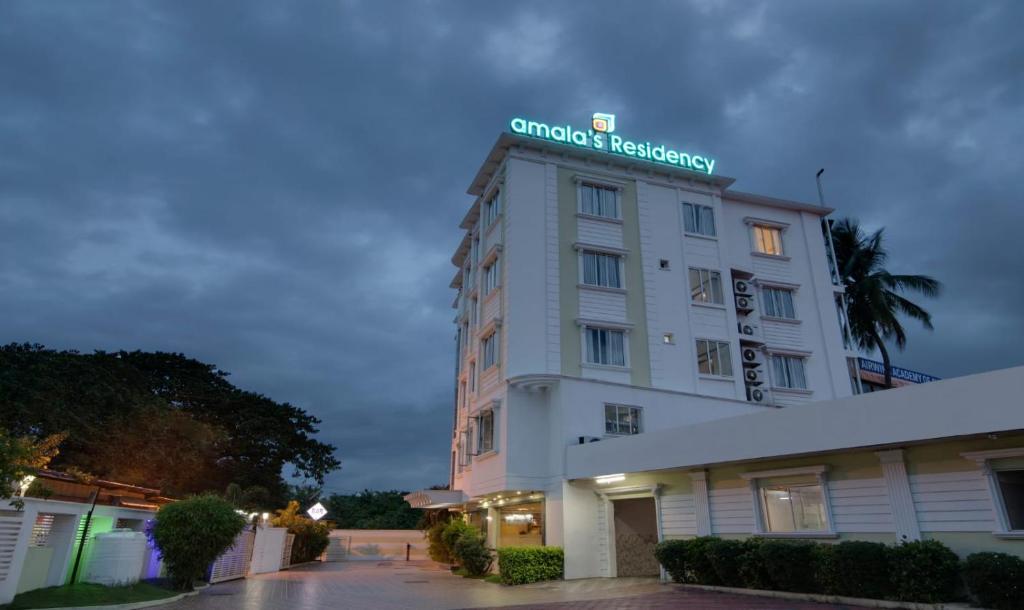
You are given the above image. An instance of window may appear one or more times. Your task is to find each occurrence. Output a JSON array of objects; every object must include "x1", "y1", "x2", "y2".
[
  {"x1": 996, "y1": 470, "x2": 1024, "y2": 531},
  {"x1": 482, "y1": 333, "x2": 499, "y2": 369},
  {"x1": 468, "y1": 361, "x2": 476, "y2": 392},
  {"x1": 470, "y1": 297, "x2": 478, "y2": 326},
  {"x1": 760, "y1": 482, "x2": 829, "y2": 533},
  {"x1": 682, "y1": 202, "x2": 716, "y2": 236},
  {"x1": 483, "y1": 191, "x2": 501, "y2": 226},
  {"x1": 497, "y1": 501, "x2": 543, "y2": 547},
  {"x1": 771, "y1": 354, "x2": 807, "y2": 389},
  {"x1": 753, "y1": 225, "x2": 784, "y2": 256},
  {"x1": 483, "y1": 260, "x2": 499, "y2": 295},
  {"x1": 696, "y1": 339, "x2": 733, "y2": 377},
  {"x1": 582, "y1": 251, "x2": 622, "y2": 288},
  {"x1": 605, "y1": 404, "x2": 641, "y2": 435},
  {"x1": 689, "y1": 268, "x2": 723, "y2": 304},
  {"x1": 580, "y1": 183, "x2": 619, "y2": 219},
  {"x1": 762, "y1": 287, "x2": 796, "y2": 319},
  {"x1": 585, "y1": 327, "x2": 626, "y2": 367},
  {"x1": 476, "y1": 410, "x2": 494, "y2": 454}
]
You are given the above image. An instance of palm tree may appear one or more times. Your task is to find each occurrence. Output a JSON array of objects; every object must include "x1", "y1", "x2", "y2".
[{"x1": 830, "y1": 218, "x2": 942, "y2": 388}]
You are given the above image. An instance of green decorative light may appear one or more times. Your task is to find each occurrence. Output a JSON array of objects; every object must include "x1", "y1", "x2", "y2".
[{"x1": 509, "y1": 115, "x2": 716, "y2": 175}]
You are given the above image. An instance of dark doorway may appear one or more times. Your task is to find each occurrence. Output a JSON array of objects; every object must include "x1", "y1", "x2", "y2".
[{"x1": 612, "y1": 497, "x2": 660, "y2": 577}]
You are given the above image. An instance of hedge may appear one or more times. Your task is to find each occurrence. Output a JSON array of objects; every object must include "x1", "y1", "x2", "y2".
[
  {"x1": 654, "y1": 537, "x2": 981, "y2": 604},
  {"x1": 497, "y1": 547, "x2": 564, "y2": 585},
  {"x1": 962, "y1": 552, "x2": 1024, "y2": 610},
  {"x1": 887, "y1": 540, "x2": 960, "y2": 603}
]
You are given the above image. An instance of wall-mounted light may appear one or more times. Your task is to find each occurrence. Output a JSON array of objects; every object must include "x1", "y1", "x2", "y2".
[{"x1": 594, "y1": 474, "x2": 626, "y2": 485}]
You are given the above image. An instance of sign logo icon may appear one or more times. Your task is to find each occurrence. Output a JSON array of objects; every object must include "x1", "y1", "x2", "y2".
[
  {"x1": 592, "y1": 112, "x2": 616, "y2": 133},
  {"x1": 307, "y1": 502, "x2": 327, "y2": 521}
]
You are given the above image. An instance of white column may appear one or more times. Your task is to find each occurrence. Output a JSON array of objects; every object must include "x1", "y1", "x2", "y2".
[
  {"x1": 689, "y1": 471, "x2": 712, "y2": 536},
  {"x1": 875, "y1": 449, "x2": 921, "y2": 541}
]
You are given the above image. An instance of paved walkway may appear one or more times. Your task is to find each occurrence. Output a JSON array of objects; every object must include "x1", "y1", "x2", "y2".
[{"x1": 155, "y1": 561, "x2": 865, "y2": 610}]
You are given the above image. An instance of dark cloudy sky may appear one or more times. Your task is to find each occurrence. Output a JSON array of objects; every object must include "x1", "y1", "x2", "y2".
[{"x1": 2, "y1": 1, "x2": 1022, "y2": 493}]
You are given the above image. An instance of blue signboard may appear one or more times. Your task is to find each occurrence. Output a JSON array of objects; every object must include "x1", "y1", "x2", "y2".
[{"x1": 858, "y1": 358, "x2": 940, "y2": 384}]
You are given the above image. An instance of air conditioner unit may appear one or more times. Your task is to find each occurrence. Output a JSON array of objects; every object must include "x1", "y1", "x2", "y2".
[
  {"x1": 735, "y1": 295, "x2": 754, "y2": 311},
  {"x1": 733, "y1": 279, "x2": 752, "y2": 296},
  {"x1": 739, "y1": 324, "x2": 756, "y2": 336},
  {"x1": 747, "y1": 387, "x2": 767, "y2": 403},
  {"x1": 742, "y1": 348, "x2": 759, "y2": 363},
  {"x1": 744, "y1": 368, "x2": 764, "y2": 385}
]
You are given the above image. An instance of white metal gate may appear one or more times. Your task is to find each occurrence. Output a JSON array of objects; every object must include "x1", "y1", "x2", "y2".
[
  {"x1": 208, "y1": 529, "x2": 255, "y2": 583},
  {"x1": 280, "y1": 533, "x2": 294, "y2": 569}
]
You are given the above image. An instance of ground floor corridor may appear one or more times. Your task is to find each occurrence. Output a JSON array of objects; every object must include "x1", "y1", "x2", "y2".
[{"x1": 153, "y1": 561, "x2": 867, "y2": 610}]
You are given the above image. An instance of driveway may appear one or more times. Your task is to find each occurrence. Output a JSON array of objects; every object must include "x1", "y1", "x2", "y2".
[{"x1": 155, "y1": 561, "x2": 865, "y2": 610}]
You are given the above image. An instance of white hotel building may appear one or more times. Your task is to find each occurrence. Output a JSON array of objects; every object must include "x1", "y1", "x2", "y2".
[{"x1": 407, "y1": 118, "x2": 1024, "y2": 578}]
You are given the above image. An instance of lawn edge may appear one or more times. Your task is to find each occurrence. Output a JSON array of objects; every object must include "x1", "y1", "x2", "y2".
[{"x1": 27, "y1": 583, "x2": 209, "y2": 610}]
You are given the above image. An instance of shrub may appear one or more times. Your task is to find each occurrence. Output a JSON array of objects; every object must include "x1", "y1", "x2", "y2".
[
  {"x1": 151, "y1": 494, "x2": 247, "y2": 590},
  {"x1": 737, "y1": 538, "x2": 772, "y2": 590},
  {"x1": 271, "y1": 501, "x2": 332, "y2": 564},
  {"x1": 706, "y1": 538, "x2": 747, "y2": 587},
  {"x1": 830, "y1": 541, "x2": 892, "y2": 599},
  {"x1": 497, "y1": 547, "x2": 564, "y2": 585},
  {"x1": 684, "y1": 536, "x2": 722, "y2": 585},
  {"x1": 441, "y1": 519, "x2": 476, "y2": 559},
  {"x1": 654, "y1": 539, "x2": 690, "y2": 583},
  {"x1": 963, "y1": 552, "x2": 1024, "y2": 610},
  {"x1": 757, "y1": 540, "x2": 818, "y2": 592},
  {"x1": 425, "y1": 521, "x2": 454, "y2": 563},
  {"x1": 453, "y1": 530, "x2": 494, "y2": 576},
  {"x1": 888, "y1": 540, "x2": 960, "y2": 603},
  {"x1": 810, "y1": 542, "x2": 838, "y2": 594}
]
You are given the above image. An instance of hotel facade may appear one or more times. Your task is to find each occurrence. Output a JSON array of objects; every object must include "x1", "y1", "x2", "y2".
[{"x1": 406, "y1": 117, "x2": 1024, "y2": 578}]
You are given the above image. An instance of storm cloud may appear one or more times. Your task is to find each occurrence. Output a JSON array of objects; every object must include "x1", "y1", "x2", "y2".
[{"x1": 2, "y1": 1, "x2": 1022, "y2": 492}]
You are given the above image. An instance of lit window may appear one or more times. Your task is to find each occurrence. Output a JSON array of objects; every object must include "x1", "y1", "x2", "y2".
[
  {"x1": 580, "y1": 183, "x2": 619, "y2": 219},
  {"x1": 771, "y1": 354, "x2": 807, "y2": 389},
  {"x1": 689, "y1": 268, "x2": 723, "y2": 304},
  {"x1": 753, "y1": 225, "x2": 784, "y2": 256},
  {"x1": 476, "y1": 410, "x2": 494, "y2": 454},
  {"x1": 996, "y1": 470, "x2": 1024, "y2": 531},
  {"x1": 605, "y1": 404, "x2": 641, "y2": 435},
  {"x1": 582, "y1": 251, "x2": 622, "y2": 288},
  {"x1": 762, "y1": 287, "x2": 796, "y2": 319},
  {"x1": 482, "y1": 333, "x2": 499, "y2": 370},
  {"x1": 760, "y1": 483, "x2": 829, "y2": 533},
  {"x1": 483, "y1": 260, "x2": 500, "y2": 295},
  {"x1": 683, "y1": 202, "x2": 716, "y2": 237},
  {"x1": 696, "y1": 339, "x2": 732, "y2": 377},
  {"x1": 585, "y1": 327, "x2": 626, "y2": 367},
  {"x1": 483, "y1": 191, "x2": 501, "y2": 227}
]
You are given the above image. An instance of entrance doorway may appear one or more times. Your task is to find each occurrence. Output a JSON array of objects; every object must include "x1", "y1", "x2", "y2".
[{"x1": 611, "y1": 498, "x2": 659, "y2": 577}]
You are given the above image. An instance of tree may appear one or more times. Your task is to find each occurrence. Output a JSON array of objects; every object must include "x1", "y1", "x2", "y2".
[
  {"x1": 326, "y1": 490, "x2": 423, "y2": 529},
  {"x1": 831, "y1": 218, "x2": 942, "y2": 387},
  {"x1": 0, "y1": 430, "x2": 65, "y2": 508},
  {"x1": 0, "y1": 344, "x2": 340, "y2": 503}
]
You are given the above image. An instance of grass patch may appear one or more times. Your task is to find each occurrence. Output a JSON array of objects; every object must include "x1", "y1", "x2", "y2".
[
  {"x1": 2, "y1": 580, "x2": 180, "y2": 609},
  {"x1": 453, "y1": 568, "x2": 502, "y2": 584}
]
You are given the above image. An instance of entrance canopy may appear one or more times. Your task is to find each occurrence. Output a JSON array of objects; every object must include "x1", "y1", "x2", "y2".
[{"x1": 404, "y1": 489, "x2": 468, "y2": 509}]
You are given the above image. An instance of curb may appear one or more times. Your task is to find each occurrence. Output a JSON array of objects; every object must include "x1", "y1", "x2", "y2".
[
  {"x1": 38, "y1": 583, "x2": 209, "y2": 610},
  {"x1": 676, "y1": 584, "x2": 980, "y2": 610}
]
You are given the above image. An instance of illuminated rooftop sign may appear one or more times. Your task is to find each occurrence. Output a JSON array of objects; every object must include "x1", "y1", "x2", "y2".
[{"x1": 509, "y1": 113, "x2": 716, "y2": 175}]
